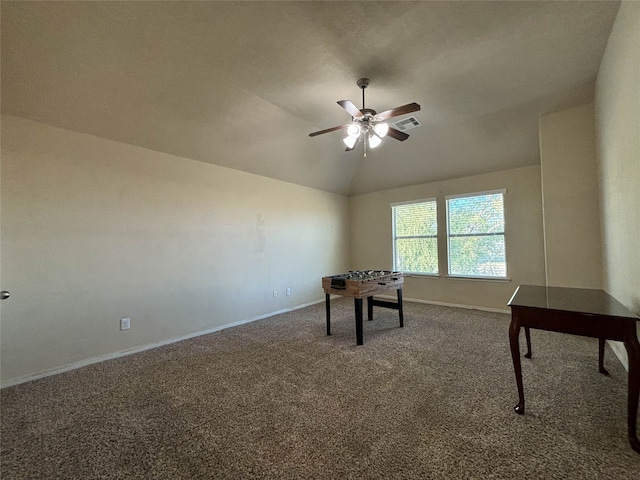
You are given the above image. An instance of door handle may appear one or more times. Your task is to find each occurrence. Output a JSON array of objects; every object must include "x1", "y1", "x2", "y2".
[{"x1": 1, "y1": 291, "x2": 10, "y2": 300}]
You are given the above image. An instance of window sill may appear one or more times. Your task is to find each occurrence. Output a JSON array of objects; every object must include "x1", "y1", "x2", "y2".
[
  {"x1": 446, "y1": 275, "x2": 511, "y2": 283},
  {"x1": 402, "y1": 273, "x2": 440, "y2": 279},
  {"x1": 398, "y1": 273, "x2": 511, "y2": 282}
]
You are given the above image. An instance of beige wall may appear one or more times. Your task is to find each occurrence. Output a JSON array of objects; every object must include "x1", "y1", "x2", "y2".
[
  {"x1": 594, "y1": 1, "x2": 640, "y2": 365},
  {"x1": 595, "y1": 0, "x2": 640, "y2": 313},
  {"x1": 0, "y1": 116, "x2": 350, "y2": 386},
  {"x1": 539, "y1": 103, "x2": 602, "y2": 288},
  {"x1": 349, "y1": 165, "x2": 546, "y2": 311}
]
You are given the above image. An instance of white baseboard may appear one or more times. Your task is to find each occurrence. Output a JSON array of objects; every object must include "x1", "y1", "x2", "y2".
[
  {"x1": 1, "y1": 298, "x2": 326, "y2": 389},
  {"x1": 376, "y1": 294, "x2": 511, "y2": 314}
]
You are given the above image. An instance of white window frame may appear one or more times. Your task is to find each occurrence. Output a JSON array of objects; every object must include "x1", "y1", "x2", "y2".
[
  {"x1": 445, "y1": 189, "x2": 507, "y2": 279},
  {"x1": 391, "y1": 198, "x2": 439, "y2": 276}
]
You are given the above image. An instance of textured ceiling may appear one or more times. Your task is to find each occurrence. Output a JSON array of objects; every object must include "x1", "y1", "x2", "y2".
[{"x1": 1, "y1": 1, "x2": 620, "y2": 195}]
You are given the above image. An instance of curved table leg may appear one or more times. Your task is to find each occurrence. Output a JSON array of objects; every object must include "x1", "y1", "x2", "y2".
[
  {"x1": 599, "y1": 338, "x2": 609, "y2": 375},
  {"x1": 524, "y1": 326, "x2": 532, "y2": 359},
  {"x1": 509, "y1": 309, "x2": 525, "y2": 415},
  {"x1": 623, "y1": 322, "x2": 640, "y2": 453}
]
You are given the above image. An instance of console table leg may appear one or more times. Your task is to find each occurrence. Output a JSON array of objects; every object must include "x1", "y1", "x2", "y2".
[
  {"x1": 623, "y1": 323, "x2": 640, "y2": 453},
  {"x1": 599, "y1": 338, "x2": 609, "y2": 375},
  {"x1": 509, "y1": 309, "x2": 525, "y2": 415},
  {"x1": 325, "y1": 294, "x2": 331, "y2": 336},
  {"x1": 524, "y1": 327, "x2": 532, "y2": 359}
]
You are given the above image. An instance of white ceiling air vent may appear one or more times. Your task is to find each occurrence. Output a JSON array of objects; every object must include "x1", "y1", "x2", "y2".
[{"x1": 391, "y1": 116, "x2": 422, "y2": 131}]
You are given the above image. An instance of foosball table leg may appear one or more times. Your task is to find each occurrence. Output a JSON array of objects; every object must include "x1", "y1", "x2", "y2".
[
  {"x1": 367, "y1": 296, "x2": 374, "y2": 321},
  {"x1": 354, "y1": 298, "x2": 364, "y2": 345},
  {"x1": 397, "y1": 288, "x2": 404, "y2": 328},
  {"x1": 325, "y1": 293, "x2": 331, "y2": 336}
]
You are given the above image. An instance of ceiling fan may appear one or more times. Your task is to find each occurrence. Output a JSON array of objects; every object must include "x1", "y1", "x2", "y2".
[{"x1": 309, "y1": 78, "x2": 420, "y2": 156}]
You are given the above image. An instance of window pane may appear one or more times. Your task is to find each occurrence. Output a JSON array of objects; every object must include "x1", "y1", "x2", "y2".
[
  {"x1": 393, "y1": 202, "x2": 437, "y2": 237},
  {"x1": 447, "y1": 192, "x2": 507, "y2": 278},
  {"x1": 392, "y1": 199, "x2": 438, "y2": 274},
  {"x1": 448, "y1": 193, "x2": 504, "y2": 235},
  {"x1": 448, "y1": 234, "x2": 506, "y2": 276},
  {"x1": 395, "y1": 238, "x2": 438, "y2": 274}
]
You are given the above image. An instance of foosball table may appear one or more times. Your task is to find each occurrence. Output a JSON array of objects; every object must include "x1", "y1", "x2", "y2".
[{"x1": 321, "y1": 270, "x2": 404, "y2": 345}]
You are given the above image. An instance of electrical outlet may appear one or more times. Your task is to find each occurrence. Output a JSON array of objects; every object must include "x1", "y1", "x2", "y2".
[
  {"x1": 286, "y1": 288, "x2": 291, "y2": 296},
  {"x1": 273, "y1": 290, "x2": 278, "y2": 298},
  {"x1": 120, "y1": 317, "x2": 131, "y2": 330}
]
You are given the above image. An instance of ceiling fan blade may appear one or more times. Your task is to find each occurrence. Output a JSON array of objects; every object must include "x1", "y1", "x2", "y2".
[
  {"x1": 386, "y1": 127, "x2": 410, "y2": 142},
  {"x1": 338, "y1": 100, "x2": 364, "y2": 119},
  {"x1": 309, "y1": 123, "x2": 350, "y2": 137},
  {"x1": 375, "y1": 102, "x2": 421, "y2": 122}
]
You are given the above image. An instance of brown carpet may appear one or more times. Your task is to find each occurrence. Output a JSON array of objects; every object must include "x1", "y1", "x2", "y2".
[{"x1": 2, "y1": 299, "x2": 639, "y2": 479}]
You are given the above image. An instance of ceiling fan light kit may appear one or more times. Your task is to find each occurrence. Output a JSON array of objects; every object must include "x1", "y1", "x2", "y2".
[
  {"x1": 347, "y1": 124, "x2": 361, "y2": 138},
  {"x1": 373, "y1": 122, "x2": 389, "y2": 137},
  {"x1": 343, "y1": 135, "x2": 358, "y2": 149},
  {"x1": 310, "y1": 78, "x2": 420, "y2": 157}
]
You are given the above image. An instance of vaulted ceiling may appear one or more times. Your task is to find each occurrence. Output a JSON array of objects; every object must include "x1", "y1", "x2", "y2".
[{"x1": 1, "y1": 1, "x2": 620, "y2": 195}]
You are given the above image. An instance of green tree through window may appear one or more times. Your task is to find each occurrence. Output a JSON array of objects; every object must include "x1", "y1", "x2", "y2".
[
  {"x1": 392, "y1": 200, "x2": 438, "y2": 274},
  {"x1": 446, "y1": 191, "x2": 506, "y2": 277}
]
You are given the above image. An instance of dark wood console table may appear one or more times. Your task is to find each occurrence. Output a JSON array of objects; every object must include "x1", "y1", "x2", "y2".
[{"x1": 507, "y1": 284, "x2": 640, "y2": 453}]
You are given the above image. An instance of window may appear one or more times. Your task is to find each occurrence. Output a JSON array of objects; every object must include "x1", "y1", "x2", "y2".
[
  {"x1": 446, "y1": 190, "x2": 506, "y2": 278},
  {"x1": 392, "y1": 199, "x2": 438, "y2": 275}
]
